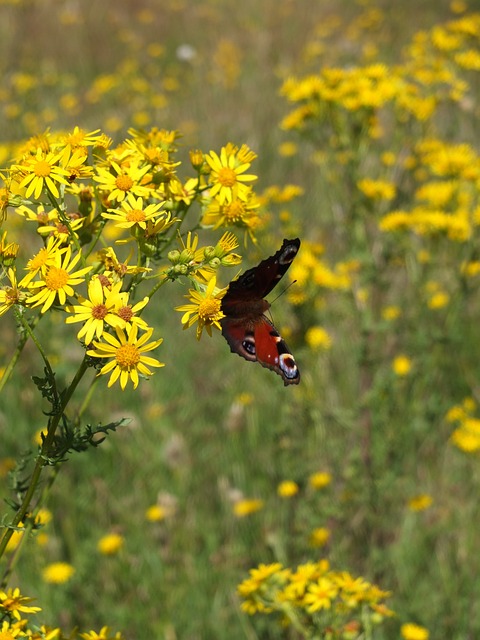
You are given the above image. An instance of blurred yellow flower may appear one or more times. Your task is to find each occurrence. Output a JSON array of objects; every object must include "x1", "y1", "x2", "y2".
[
  {"x1": 309, "y1": 471, "x2": 332, "y2": 490},
  {"x1": 233, "y1": 499, "x2": 264, "y2": 517},
  {"x1": 408, "y1": 494, "x2": 433, "y2": 511},
  {"x1": 277, "y1": 481, "x2": 299, "y2": 498},
  {"x1": 97, "y1": 533, "x2": 124, "y2": 555},
  {"x1": 309, "y1": 527, "x2": 331, "y2": 547},
  {"x1": 401, "y1": 622, "x2": 429, "y2": 640},
  {"x1": 382, "y1": 305, "x2": 401, "y2": 321},
  {"x1": 305, "y1": 326, "x2": 332, "y2": 350},
  {"x1": 145, "y1": 505, "x2": 166, "y2": 522},
  {"x1": 392, "y1": 355, "x2": 412, "y2": 376},
  {"x1": 42, "y1": 562, "x2": 75, "y2": 584},
  {"x1": 428, "y1": 291, "x2": 449, "y2": 309}
]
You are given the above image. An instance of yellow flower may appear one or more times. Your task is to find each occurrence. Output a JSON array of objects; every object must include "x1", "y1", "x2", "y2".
[
  {"x1": 0, "y1": 587, "x2": 41, "y2": 620},
  {"x1": 80, "y1": 626, "x2": 124, "y2": 640},
  {"x1": 0, "y1": 268, "x2": 21, "y2": 316},
  {"x1": 408, "y1": 494, "x2": 433, "y2": 511},
  {"x1": 392, "y1": 355, "x2": 412, "y2": 376},
  {"x1": 357, "y1": 178, "x2": 396, "y2": 200},
  {"x1": 42, "y1": 562, "x2": 75, "y2": 584},
  {"x1": 145, "y1": 505, "x2": 166, "y2": 522},
  {"x1": 25, "y1": 246, "x2": 92, "y2": 313},
  {"x1": 382, "y1": 305, "x2": 401, "y2": 321},
  {"x1": 97, "y1": 533, "x2": 124, "y2": 555},
  {"x1": 401, "y1": 622, "x2": 430, "y2": 640},
  {"x1": 87, "y1": 324, "x2": 163, "y2": 390},
  {"x1": 103, "y1": 194, "x2": 164, "y2": 230},
  {"x1": 15, "y1": 148, "x2": 69, "y2": 199},
  {"x1": 309, "y1": 471, "x2": 332, "y2": 490},
  {"x1": 303, "y1": 576, "x2": 338, "y2": 612},
  {"x1": 450, "y1": 418, "x2": 480, "y2": 452},
  {"x1": 65, "y1": 277, "x2": 126, "y2": 344},
  {"x1": 93, "y1": 160, "x2": 151, "y2": 203},
  {"x1": 428, "y1": 291, "x2": 449, "y2": 309},
  {"x1": 309, "y1": 527, "x2": 331, "y2": 547},
  {"x1": 277, "y1": 480, "x2": 299, "y2": 498},
  {"x1": 305, "y1": 326, "x2": 332, "y2": 350},
  {"x1": 19, "y1": 236, "x2": 66, "y2": 287},
  {"x1": 176, "y1": 276, "x2": 226, "y2": 339},
  {"x1": 233, "y1": 498, "x2": 264, "y2": 517},
  {"x1": 205, "y1": 146, "x2": 257, "y2": 204}
]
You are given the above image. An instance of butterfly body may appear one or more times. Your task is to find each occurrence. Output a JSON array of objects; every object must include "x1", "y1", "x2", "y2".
[{"x1": 221, "y1": 238, "x2": 301, "y2": 386}]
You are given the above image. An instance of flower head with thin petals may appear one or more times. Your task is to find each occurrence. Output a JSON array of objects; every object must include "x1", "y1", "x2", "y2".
[
  {"x1": 176, "y1": 276, "x2": 226, "y2": 339},
  {"x1": 205, "y1": 146, "x2": 257, "y2": 204},
  {"x1": 25, "y1": 246, "x2": 92, "y2": 313},
  {"x1": 65, "y1": 276, "x2": 126, "y2": 344},
  {"x1": 15, "y1": 148, "x2": 70, "y2": 199},
  {"x1": 87, "y1": 324, "x2": 164, "y2": 390},
  {"x1": 103, "y1": 194, "x2": 164, "y2": 231},
  {"x1": 0, "y1": 587, "x2": 41, "y2": 620}
]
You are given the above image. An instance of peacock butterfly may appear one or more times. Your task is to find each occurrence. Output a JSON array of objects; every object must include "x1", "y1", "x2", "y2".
[{"x1": 220, "y1": 238, "x2": 301, "y2": 386}]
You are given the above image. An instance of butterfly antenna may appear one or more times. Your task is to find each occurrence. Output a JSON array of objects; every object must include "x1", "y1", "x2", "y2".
[{"x1": 270, "y1": 280, "x2": 297, "y2": 306}]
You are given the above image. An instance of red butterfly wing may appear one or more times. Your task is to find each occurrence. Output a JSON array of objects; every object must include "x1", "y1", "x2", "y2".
[{"x1": 220, "y1": 238, "x2": 301, "y2": 386}]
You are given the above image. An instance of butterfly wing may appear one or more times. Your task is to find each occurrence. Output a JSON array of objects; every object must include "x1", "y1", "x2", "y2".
[
  {"x1": 220, "y1": 238, "x2": 301, "y2": 385},
  {"x1": 221, "y1": 238, "x2": 300, "y2": 316},
  {"x1": 221, "y1": 315, "x2": 300, "y2": 386}
]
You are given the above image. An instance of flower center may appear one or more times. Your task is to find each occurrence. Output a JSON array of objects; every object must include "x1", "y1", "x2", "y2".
[
  {"x1": 34, "y1": 160, "x2": 52, "y2": 178},
  {"x1": 5, "y1": 287, "x2": 19, "y2": 305},
  {"x1": 224, "y1": 200, "x2": 244, "y2": 222},
  {"x1": 117, "y1": 305, "x2": 133, "y2": 322},
  {"x1": 45, "y1": 266, "x2": 70, "y2": 291},
  {"x1": 92, "y1": 303, "x2": 108, "y2": 320},
  {"x1": 115, "y1": 175, "x2": 134, "y2": 192},
  {"x1": 126, "y1": 208, "x2": 146, "y2": 222},
  {"x1": 116, "y1": 344, "x2": 140, "y2": 368},
  {"x1": 217, "y1": 167, "x2": 237, "y2": 187},
  {"x1": 198, "y1": 297, "x2": 221, "y2": 320}
]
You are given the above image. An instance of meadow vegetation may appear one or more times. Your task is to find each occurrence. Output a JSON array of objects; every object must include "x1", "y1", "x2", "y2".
[{"x1": 0, "y1": 0, "x2": 480, "y2": 638}]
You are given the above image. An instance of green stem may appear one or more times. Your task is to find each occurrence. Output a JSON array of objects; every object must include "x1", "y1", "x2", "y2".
[
  {"x1": 0, "y1": 349, "x2": 89, "y2": 569},
  {"x1": 0, "y1": 310, "x2": 41, "y2": 394}
]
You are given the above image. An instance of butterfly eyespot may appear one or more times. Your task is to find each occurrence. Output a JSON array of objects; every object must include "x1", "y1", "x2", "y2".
[
  {"x1": 279, "y1": 353, "x2": 299, "y2": 380},
  {"x1": 242, "y1": 337, "x2": 256, "y2": 356}
]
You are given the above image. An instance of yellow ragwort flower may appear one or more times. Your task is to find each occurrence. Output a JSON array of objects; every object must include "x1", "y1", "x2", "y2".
[
  {"x1": 401, "y1": 622, "x2": 430, "y2": 640},
  {"x1": 392, "y1": 355, "x2": 412, "y2": 377},
  {"x1": 97, "y1": 533, "x2": 124, "y2": 555},
  {"x1": 42, "y1": 562, "x2": 75, "y2": 584},
  {"x1": 0, "y1": 587, "x2": 41, "y2": 620},
  {"x1": 103, "y1": 194, "x2": 164, "y2": 230},
  {"x1": 205, "y1": 146, "x2": 257, "y2": 204},
  {"x1": 233, "y1": 498, "x2": 264, "y2": 517},
  {"x1": 87, "y1": 324, "x2": 164, "y2": 390},
  {"x1": 277, "y1": 480, "x2": 299, "y2": 498},
  {"x1": 176, "y1": 275, "x2": 226, "y2": 339},
  {"x1": 0, "y1": 268, "x2": 21, "y2": 316},
  {"x1": 16, "y1": 148, "x2": 70, "y2": 200},
  {"x1": 66, "y1": 276, "x2": 126, "y2": 344},
  {"x1": 26, "y1": 246, "x2": 92, "y2": 313}
]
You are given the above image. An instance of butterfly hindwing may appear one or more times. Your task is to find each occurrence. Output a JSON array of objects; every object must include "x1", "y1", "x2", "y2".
[{"x1": 220, "y1": 238, "x2": 301, "y2": 386}]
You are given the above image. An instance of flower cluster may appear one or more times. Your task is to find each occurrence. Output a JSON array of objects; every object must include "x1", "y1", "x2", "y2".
[
  {"x1": 237, "y1": 560, "x2": 394, "y2": 637},
  {"x1": 446, "y1": 397, "x2": 480, "y2": 453},
  {"x1": 0, "y1": 586, "x2": 123, "y2": 639},
  {"x1": 0, "y1": 128, "x2": 268, "y2": 390}
]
